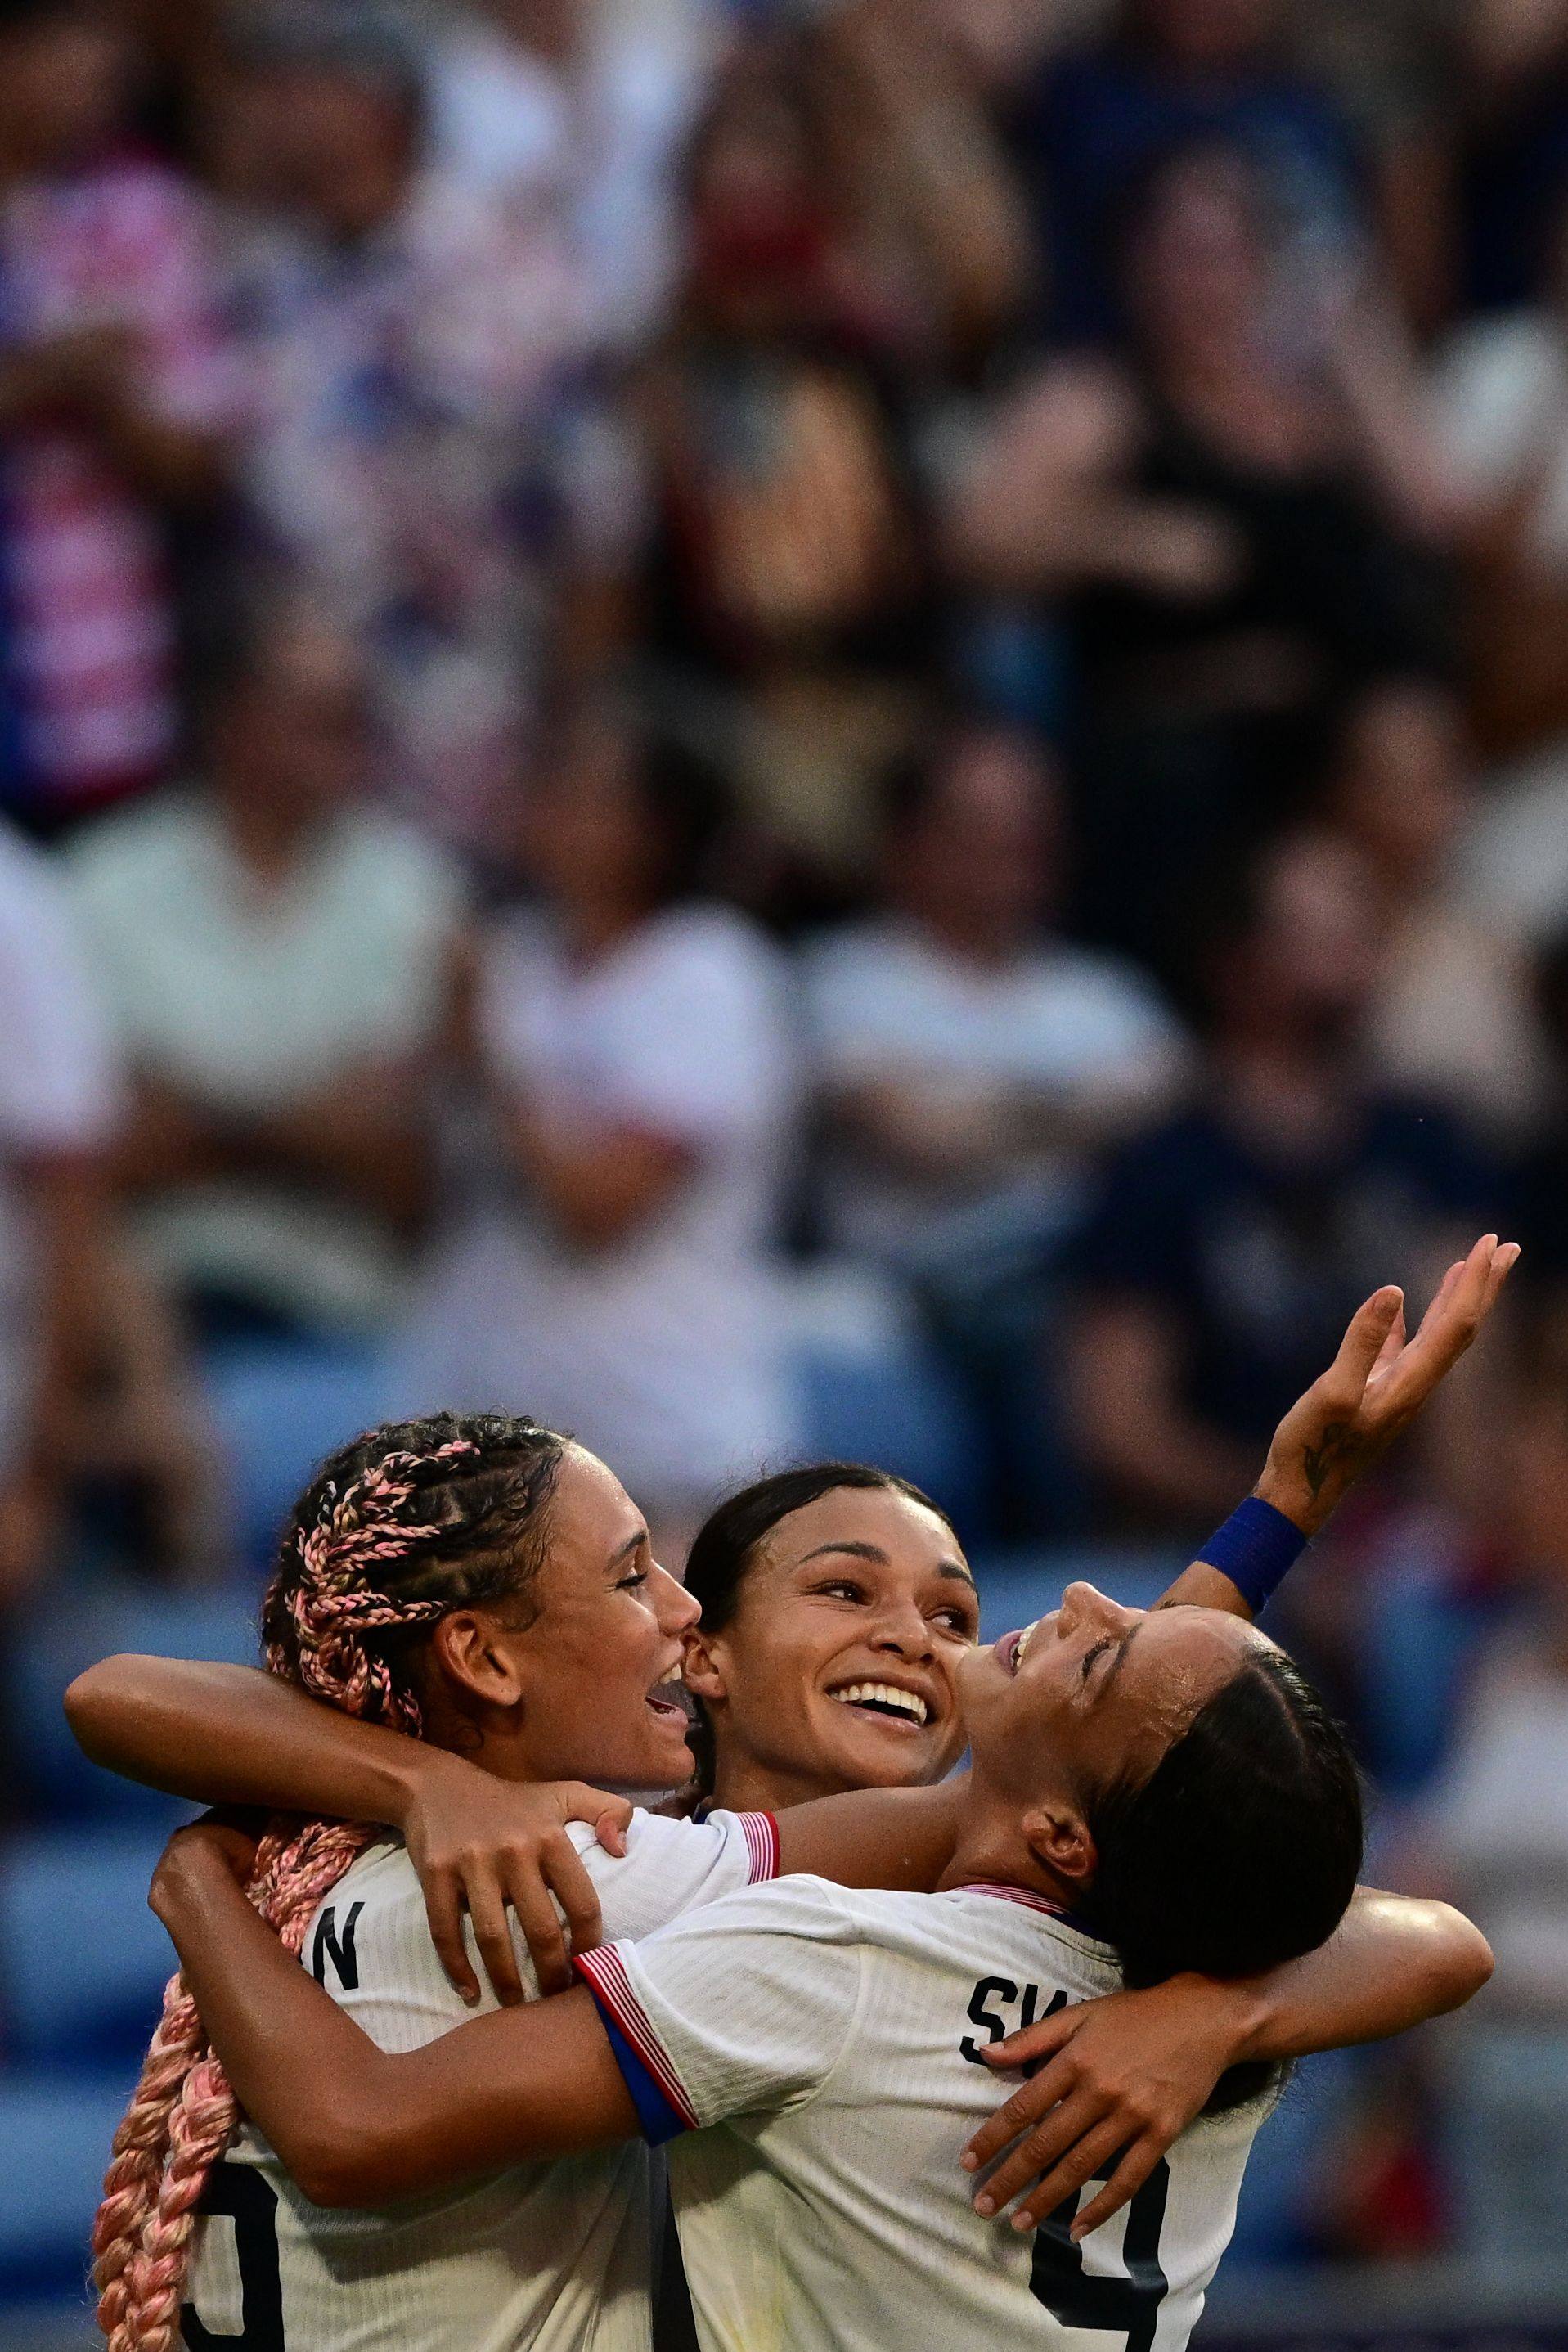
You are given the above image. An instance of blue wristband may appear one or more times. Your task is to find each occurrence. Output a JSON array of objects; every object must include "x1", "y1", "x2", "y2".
[{"x1": 1196, "y1": 1496, "x2": 1307, "y2": 1612}]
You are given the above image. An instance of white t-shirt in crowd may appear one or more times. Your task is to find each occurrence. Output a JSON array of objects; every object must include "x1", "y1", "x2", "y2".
[
  {"x1": 399, "y1": 902, "x2": 800, "y2": 1506},
  {"x1": 802, "y1": 918, "x2": 1185, "y2": 1263},
  {"x1": 1433, "y1": 314, "x2": 1568, "y2": 574},
  {"x1": 424, "y1": 0, "x2": 717, "y2": 349},
  {"x1": 579, "y1": 1874, "x2": 1267, "y2": 2352},
  {"x1": 182, "y1": 1806, "x2": 779, "y2": 2352},
  {"x1": 67, "y1": 794, "x2": 463, "y2": 1330},
  {"x1": 0, "y1": 823, "x2": 117, "y2": 1470},
  {"x1": 1431, "y1": 1638, "x2": 1568, "y2": 2018}
]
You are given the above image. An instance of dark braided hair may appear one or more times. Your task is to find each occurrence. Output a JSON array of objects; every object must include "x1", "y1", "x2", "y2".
[{"x1": 96, "y1": 1411, "x2": 566, "y2": 2352}]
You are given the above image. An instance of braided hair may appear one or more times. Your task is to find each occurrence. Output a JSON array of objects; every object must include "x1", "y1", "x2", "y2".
[{"x1": 92, "y1": 1411, "x2": 566, "y2": 2352}]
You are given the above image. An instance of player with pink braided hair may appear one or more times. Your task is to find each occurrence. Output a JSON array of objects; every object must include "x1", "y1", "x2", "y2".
[{"x1": 92, "y1": 1413, "x2": 576, "y2": 2352}]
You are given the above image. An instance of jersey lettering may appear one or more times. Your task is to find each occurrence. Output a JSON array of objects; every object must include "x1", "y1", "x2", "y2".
[
  {"x1": 310, "y1": 1900, "x2": 365, "y2": 1993},
  {"x1": 960, "y1": 1978, "x2": 1067, "y2": 2066},
  {"x1": 182, "y1": 2161, "x2": 286, "y2": 2351},
  {"x1": 1030, "y1": 2157, "x2": 1170, "y2": 2352}
]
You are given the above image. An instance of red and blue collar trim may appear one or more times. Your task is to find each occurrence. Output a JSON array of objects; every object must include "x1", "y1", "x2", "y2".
[{"x1": 954, "y1": 1880, "x2": 1099, "y2": 1937}]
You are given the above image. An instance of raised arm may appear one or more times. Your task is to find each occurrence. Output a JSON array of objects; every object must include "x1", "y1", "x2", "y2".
[
  {"x1": 64, "y1": 1657, "x2": 629, "y2": 1999},
  {"x1": 959, "y1": 1886, "x2": 1493, "y2": 2237},
  {"x1": 1158, "y1": 1235, "x2": 1517, "y2": 1620},
  {"x1": 147, "y1": 1824, "x2": 636, "y2": 2206}
]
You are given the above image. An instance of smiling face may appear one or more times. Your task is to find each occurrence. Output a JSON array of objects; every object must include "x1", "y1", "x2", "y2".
[
  {"x1": 483, "y1": 1445, "x2": 701, "y2": 1791},
  {"x1": 683, "y1": 1486, "x2": 981, "y2": 1809},
  {"x1": 962, "y1": 1581, "x2": 1265, "y2": 1849}
]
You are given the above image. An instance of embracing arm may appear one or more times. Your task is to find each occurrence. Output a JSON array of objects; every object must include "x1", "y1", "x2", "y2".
[
  {"x1": 150, "y1": 1828, "x2": 635, "y2": 2205},
  {"x1": 63, "y1": 1658, "x2": 628, "y2": 1999},
  {"x1": 961, "y1": 1885, "x2": 1493, "y2": 2236}
]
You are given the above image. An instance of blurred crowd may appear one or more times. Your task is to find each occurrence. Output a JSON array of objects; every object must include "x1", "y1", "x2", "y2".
[{"x1": 7, "y1": 0, "x2": 1568, "y2": 2292}]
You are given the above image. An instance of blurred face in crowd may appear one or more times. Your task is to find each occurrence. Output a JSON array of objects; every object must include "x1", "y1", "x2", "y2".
[
  {"x1": 1126, "y1": 146, "x2": 1274, "y2": 360},
  {"x1": 684, "y1": 1484, "x2": 979, "y2": 1806},
  {"x1": 521, "y1": 717, "x2": 663, "y2": 926},
  {"x1": 1217, "y1": 833, "x2": 1386, "y2": 1051},
  {"x1": 887, "y1": 729, "x2": 1058, "y2": 959},
  {"x1": 213, "y1": 622, "x2": 369, "y2": 835},
  {"x1": 686, "y1": 70, "x2": 831, "y2": 339},
  {"x1": 0, "y1": 4, "x2": 133, "y2": 173},
  {"x1": 1331, "y1": 683, "x2": 1471, "y2": 897},
  {"x1": 1130, "y1": 0, "x2": 1280, "y2": 70},
  {"x1": 264, "y1": 64, "x2": 420, "y2": 241},
  {"x1": 483, "y1": 0, "x2": 584, "y2": 67}
]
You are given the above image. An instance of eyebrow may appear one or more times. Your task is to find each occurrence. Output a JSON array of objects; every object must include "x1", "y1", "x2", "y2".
[
  {"x1": 609, "y1": 1528, "x2": 649, "y2": 1569},
  {"x1": 796, "y1": 1540, "x2": 977, "y2": 1591}
]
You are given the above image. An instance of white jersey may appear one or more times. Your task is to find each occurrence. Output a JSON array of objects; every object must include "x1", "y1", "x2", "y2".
[
  {"x1": 180, "y1": 1806, "x2": 778, "y2": 2352},
  {"x1": 577, "y1": 1876, "x2": 1269, "y2": 2352}
]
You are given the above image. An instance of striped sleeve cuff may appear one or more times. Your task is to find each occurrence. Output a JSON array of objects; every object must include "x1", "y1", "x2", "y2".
[
  {"x1": 576, "y1": 1944, "x2": 699, "y2": 2141},
  {"x1": 735, "y1": 1810, "x2": 780, "y2": 1882}
]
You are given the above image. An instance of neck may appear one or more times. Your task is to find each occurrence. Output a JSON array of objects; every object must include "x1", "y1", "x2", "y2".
[
  {"x1": 708, "y1": 1746, "x2": 860, "y2": 1816},
  {"x1": 937, "y1": 1779, "x2": 1079, "y2": 1909}
]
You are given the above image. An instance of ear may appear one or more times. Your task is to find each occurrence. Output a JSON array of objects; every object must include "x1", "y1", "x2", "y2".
[
  {"x1": 680, "y1": 1623, "x2": 729, "y2": 1708},
  {"x1": 427, "y1": 1608, "x2": 527, "y2": 1711},
  {"x1": 1021, "y1": 1801, "x2": 1098, "y2": 1893}
]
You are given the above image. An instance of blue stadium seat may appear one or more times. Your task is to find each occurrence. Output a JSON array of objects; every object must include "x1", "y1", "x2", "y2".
[
  {"x1": 7, "y1": 1581, "x2": 258, "y2": 1820},
  {"x1": 0, "y1": 2068, "x2": 133, "y2": 2300},
  {"x1": 1, "y1": 1828, "x2": 179, "y2": 2066}
]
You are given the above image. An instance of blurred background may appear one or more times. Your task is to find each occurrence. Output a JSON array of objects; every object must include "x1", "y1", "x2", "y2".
[{"x1": 2, "y1": 0, "x2": 1568, "y2": 2341}]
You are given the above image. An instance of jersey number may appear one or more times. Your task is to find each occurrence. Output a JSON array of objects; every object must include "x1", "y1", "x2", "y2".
[
  {"x1": 1030, "y1": 2158, "x2": 1170, "y2": 2352},
  {"x1": 180, "y1": 2161, "x2": 285, "y2": 2351}
]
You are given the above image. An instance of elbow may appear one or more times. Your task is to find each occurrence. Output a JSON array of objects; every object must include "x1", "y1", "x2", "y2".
[
  {"x1": 1445, "y1": 1912, "x2": 1496, "y2": 2009},
  {"x1": 64, "y1": 1656, "x2": 136, "y2": 1763},
  {"x1": 285, "y1": 2115, "x2": 403, "y2": 2210},
  {"x1": 1418, "y1": 1901, "x2": 1495, "y2": 2017}
]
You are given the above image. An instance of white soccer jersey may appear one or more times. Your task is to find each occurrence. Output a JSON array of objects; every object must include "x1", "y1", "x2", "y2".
[
  {"x1": 179, "y1": 1806, "x2": 778, "y2": 2352},
  {"x1": 577, "y1": 1875, "x2": 1269, "y2": 2352}
]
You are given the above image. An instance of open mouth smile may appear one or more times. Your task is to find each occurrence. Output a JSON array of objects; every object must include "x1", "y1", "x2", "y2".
[
  {"x1": 645, "y1": 1667, "x2": 692, "y2": 1724},
  {"x1": 995, "y1": 1621, "x2": 1040, "y2": 1677},
  {"x1": 827, "y1": 1680, "x2": 932, "y2": 1729}
]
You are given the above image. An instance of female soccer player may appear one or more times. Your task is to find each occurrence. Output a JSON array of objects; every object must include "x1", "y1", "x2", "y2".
[
  {"x1": 148, "y1": 1576, "x2": 1489, "y2": 2352},
  {"x1": 70, "y1": 1240, "x2": 1512, "y2": 2352}
]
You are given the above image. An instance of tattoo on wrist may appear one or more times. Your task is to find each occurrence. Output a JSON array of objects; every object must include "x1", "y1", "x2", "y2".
[{"x1": 1301, "y1": 1423, "x2": 1359, "y2": 1503}]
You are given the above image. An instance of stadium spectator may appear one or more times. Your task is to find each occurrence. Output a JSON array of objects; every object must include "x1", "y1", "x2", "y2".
[
  {"x1": 1330, "y1": 678, "x2": 1548, "y2": 1143},
  {"x1": 211, "y1": 7, "x2": 618, "y2": 856},
  {"x1": 397, "y1": 699, "x2": 799, "y2": 1553},
  {"x1": 1004, "y1": 0, "x2": 1368, "y2": 343},
  {"x1": 803, "y1": 720, "x2": 1184, "y2": 1530},
  {"x1": 0, "y1": 816, "x2": 116, "y2": 1599},
  {"x1": 65, "y1": 600, "x2": 465, "y2": 1356},
  {"x1": 950, "y1": 137, "x2": 1450, "y2": 981},
  {"x1": 1428, "y1": 1383, "x2": 1568, "y2": 2265},
  {"x1": 1066, "y1": 830, "x2": 1494, "y2": 1540},
  {"x1": 1435, "y1": 178, "x2": 1568, "y2": 761},
  {"x1": 0, "y1": 0, "x2": 231, "y2": 831},
  {"x1": 635, "y1": 46, "x2": 940, "y2": 877}
]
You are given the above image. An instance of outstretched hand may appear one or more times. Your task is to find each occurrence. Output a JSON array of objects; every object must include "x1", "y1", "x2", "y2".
[{"x1": 1256, "y1": 1233, "x2": 1518, "y2": 1538}]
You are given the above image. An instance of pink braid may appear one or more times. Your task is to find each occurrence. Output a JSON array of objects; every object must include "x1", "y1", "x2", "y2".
[{"x1": 96, "y1": 1437, "x2": 483, "y2": 2349}]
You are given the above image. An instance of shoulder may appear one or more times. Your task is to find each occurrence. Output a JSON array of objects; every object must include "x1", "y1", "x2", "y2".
[
  {"x1": 65, "y1": 796, "x2": 202, "y2": 911},
  {"x1": 639, "y1": 902, "x2": 788, "y2": 989}
]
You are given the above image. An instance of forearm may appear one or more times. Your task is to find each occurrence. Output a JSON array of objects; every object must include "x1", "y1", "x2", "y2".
[
  {"x1": 65, "y1": 1657, "x2": 425, "y2": 1826},
  {"x1": 156, "y1": 1862, "x2": 634, "y2": 2201},
  {"x1": 1228, "y1": 1887, "x2": 1494, "y2": 2062},
  {"x1": 508, "y1": 1112, "x2": 691, "y2": 1251}
]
